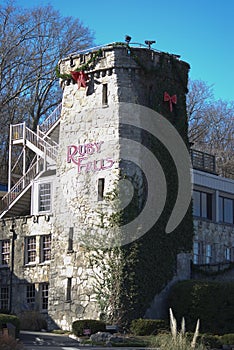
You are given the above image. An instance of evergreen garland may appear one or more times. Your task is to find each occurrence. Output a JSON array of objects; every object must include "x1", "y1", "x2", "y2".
[{"x1": 55, "y1": 48, "x2": 103, "y2": 80}]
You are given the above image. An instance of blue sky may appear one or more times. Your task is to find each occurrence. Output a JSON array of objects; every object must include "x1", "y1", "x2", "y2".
[{"x1": 3, "y1": 0, "x2": 234, "y2": 101}]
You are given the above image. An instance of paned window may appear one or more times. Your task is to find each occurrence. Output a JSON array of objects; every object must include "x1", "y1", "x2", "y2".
[
  {"x1": 41, "y1": 283, "x2": 49, "y2": 310},
  {"x1": 0, "y1": 286, "x2": 9, "y2": 310},
  {"x1": 193, "y1": 241, "x2": 202, "y2": 265},
  {"x1": 39, "y1": 183, "x2": 51, "y2": 212},
  {"x1": 26, "y1": 237, "x2": 36, "y2": 264},
  {"x1": 205, "y1": 244, "x2": 212, "y2": 264},
  {"x1": 1, "y1": 240, "x2": 10, "y2": 266},
  {"x1": 26, "y1": 284, "x2": 35, "y2": 306},
  {"x1": 41, "y1": 235, "x2": 51, "y2": 262},
  {"x1": 224, "y1": 247, "x2": 234, "y2": 262}
]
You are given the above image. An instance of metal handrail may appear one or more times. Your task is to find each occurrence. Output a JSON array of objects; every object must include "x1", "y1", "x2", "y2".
[
  {"x1": 190, "y1": 149, "x2": 216, "y2": 174},
  {"x1": 12, "y1": 123, "x2": 58, "y2": 161},
  {"x1": 39, "y1": 103, "x2": 62, "y2": 134},
  {"x1": 1, "y1": 158, "x2": 43, "y2": 211}
]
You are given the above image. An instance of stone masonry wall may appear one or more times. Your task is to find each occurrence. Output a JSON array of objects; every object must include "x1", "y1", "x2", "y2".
[
  {"x1": 193, "y1": 219, "x2": 234, "y2": 281},
  {"x1": 0, "y1": 215, "x2": 53, "y2": 316},
  {"x1": 49, "y1": 45, "x2": 192, "y2": 328},
  {"x1": 50, "y1": 48, "x2": 121, "y2": 329}
]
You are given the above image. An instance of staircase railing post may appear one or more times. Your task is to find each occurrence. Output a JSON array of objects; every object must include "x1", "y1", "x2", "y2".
[{"x1": 8, "y1": 125, "x2": 13, "y2": 193}]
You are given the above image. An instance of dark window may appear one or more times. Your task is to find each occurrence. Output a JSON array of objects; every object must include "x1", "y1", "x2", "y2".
[
  {"x1": 26, "y1": 237, "x2": 36, "y2": 263},
  {"x1": 193, "y1": 190, "x2": 212, "y2": 220},
  {"x1": 68, "y1": 227, "x2": 73, "y2": 251},
  {"x1": 26, "y1": 284, "x2": 35, "y2": 306},
  {"x1": 41, "y1": 235, "x2": 51, "y2": 262},
  {"x1": 219, "y1": 196, "x2": 234, "y2": 224},
  {"x1": 66, "y1": 278, "x2": 72, "y2": 302},
  {"x1": 193, "y1": 241, "x2": 202, "y2": 265},
  {"x1": 225, "y1": 247, "x2": 231, "y2": 261},
  {"x1": 102, "y1": 84, "x2": 108, "y2": 105},
  {"x1": 0, "y1": 286, "x2": 9, "y2": 310},
  {"x1": 41, "y1": 283, "x2": 49, "y2": 310},
  {"x1": 205, "y1": 244, "x2": 212, "y2": 264},
  {"x1": 1, "y1": 240, "x2": 10, "y2": 266},
  {"x1": 98, "y1": 178, "x2": 105, "y2": 201}
]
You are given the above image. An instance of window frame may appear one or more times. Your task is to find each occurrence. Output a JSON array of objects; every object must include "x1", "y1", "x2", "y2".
[
  {"x1": 219, "y1": 196, "x2": 234, "y2": 224},
  {"x1": 205, "y1": 243, "x2": 212, "y2": 264},
  {"x1": 193, "y1": 190, "x2": 213, "y2": 220},
  {"x1": 102, "y1": 83, "x2": 108, "y2": 106},
  {"x1": 0, "y1": 239, "x2": 10, "y2": 266},
  {"x1": 66, "y1": 278, "x2": 72, "y2": 302},
  {"x1": 25, "y1": 236, "x2": 37, "y2": 264},
  {"x1": 98, "y1": 178, "x2": 105, "y2": 201},
  {"x1": 0, "y1": 286, "x2": 9, "y2": 311},
  {"x1": 26, "y1": 284, "x2": 36, "y2": 308},
  {"x1": 38, "y1": 182, "x2": 52, "y2": 213},
  {"x1": 193, "y1": 241, "x2": 202, "y2": 265},
  {"x1": 32, "y1": 177, "x2": 54, "y2": 215},
  {"x1": 40, "y1": 283, "x2": 49, "y2": 311},
  {"x1": 40, "y1": 235, "x2": 51, "y2": 263}
]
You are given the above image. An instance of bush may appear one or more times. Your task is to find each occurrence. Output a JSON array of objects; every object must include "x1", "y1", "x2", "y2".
[
  {"x1": 130, "y1": 318, "x2": 168, "y2": 336},
  {"x1": 220, "y1": 333, "x2": 234, "y2": 345},
  {"x1": 0, "y1": 314, "x2": 20, "y2": 338},
  {"x1": 168, "y1": 280, "x2": 234, "y2": 334},
  {"x1": 0, "y1": 335, "x2": 24, "y2": 350},
  {"x1": 19, "y1": 311, "x2": 47, "y2": 331},
  {"x1": 199, "y1": 334, "x2": 222, "y2": 349},
  {"x1": 72, "y1": 319, "x2": 106, "y2": 336}
]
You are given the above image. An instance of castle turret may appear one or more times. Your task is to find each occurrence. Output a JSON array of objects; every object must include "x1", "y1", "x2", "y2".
[{"x1": 48, "y1": 43, "x2": 193, "y2": 328}]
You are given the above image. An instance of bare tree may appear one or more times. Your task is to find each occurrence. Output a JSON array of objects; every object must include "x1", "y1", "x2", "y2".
[
  {"x1": 0, "y1": 1, "x2": 94, "y2": 183},
  {"x1": 187, "y1": 79, "x2": 234, "y2": 178}
]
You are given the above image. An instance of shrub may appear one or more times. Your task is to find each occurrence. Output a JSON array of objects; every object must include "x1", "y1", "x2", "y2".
[
  {"x1": 130, "y1": 318, "x2": 168, "y2": 336},
  {"x1": 220, "y1": 333, "x2": 234, "y2": 345},
  {"x1": 199, "y1": 334, "x2": 222, "y2": 349},
  {"x1": 0, "y1": 335, "x2": 24, "y2": 350},
  {"x1": 72, "y1": 319, "x2": 106, "y2": 336},
  {"x1": 0, "y1": 314, "x2": 20, "y2": 338},
  {"x1": 19, "y1": 311, "x2": 47, "y2": 331},
  {"x1": 168, "y1": 280, "x2": 234, "y2": 334}
]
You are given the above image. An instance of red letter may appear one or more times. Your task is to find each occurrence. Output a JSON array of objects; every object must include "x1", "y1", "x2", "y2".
[
  {"x1": 94, "y1": 141, "x2": 104, "y2": 153},
  {"x1": 101, "y1": 158, "x2": 114, "y2": 170},
  {"x1": 77, "y1": 157, "x2": 88, "y2": 173},
  {"x1": 67, "y1": 145, "x2": 78, "y2": 163}
]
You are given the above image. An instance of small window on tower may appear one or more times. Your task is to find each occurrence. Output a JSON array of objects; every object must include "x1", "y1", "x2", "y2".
[
  {"x1": 98, "y1": 178, "x2": 105, "y2": 201},
  {"x1": 66, "y1": 278, "x2": 72, "y2": 302},
  {"x1": 102, "y1": 84, "x2": 108, "y2": 106},
  {"x1": 68, "y1": 227, "x2": 74, "y2": 252}
]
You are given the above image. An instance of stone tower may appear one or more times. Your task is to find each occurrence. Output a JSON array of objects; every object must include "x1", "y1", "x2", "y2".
[{"x1": 49, "y1": 44, "x2": 193, "y2": 329}]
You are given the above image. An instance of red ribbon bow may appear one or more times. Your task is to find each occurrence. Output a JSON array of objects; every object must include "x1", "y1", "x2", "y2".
[
  {"x1": 70, "y1": 70, "x2": 89, "y2": 89},
  {"x1": 164, "y1": 92, "x2": 177, "y2": 112}
]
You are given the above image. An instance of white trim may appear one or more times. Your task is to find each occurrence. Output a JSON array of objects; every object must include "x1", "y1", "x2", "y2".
[
  {"x1": 193, "y1": 169, "x2": 234, "y2": 194},
  {"x1": 31, "y1": 175, "x2": 55, "y2": 215}
]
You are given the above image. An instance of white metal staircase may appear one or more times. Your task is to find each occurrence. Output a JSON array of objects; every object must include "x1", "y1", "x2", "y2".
[
  {"x1": 0, "y1": 103, "x2": 62, "y2": 218},
  {"x1": 12, "y1": 123, "x2": 58, "y2": 164}
]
